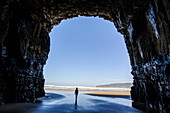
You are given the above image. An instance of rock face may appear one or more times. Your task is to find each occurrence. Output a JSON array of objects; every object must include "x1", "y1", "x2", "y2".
[{"x1": 0, "y1": 0, "x2": 170, "y2": 112}]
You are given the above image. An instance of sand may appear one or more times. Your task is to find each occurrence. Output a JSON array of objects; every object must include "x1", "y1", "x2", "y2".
[
  {"x1": 0, "y1": 90, "x2": 144, "y2": 113},
  {"x1": 86, "y1": 92, "x2": 130, "y2": 95}
]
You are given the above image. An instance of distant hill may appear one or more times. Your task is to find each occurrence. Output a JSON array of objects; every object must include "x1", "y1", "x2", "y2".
[{"x1": 96, "y1": 83, "x2": 132, "y2": 88}]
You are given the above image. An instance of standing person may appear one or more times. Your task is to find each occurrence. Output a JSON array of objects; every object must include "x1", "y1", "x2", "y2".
[{"x1": 75, "y1": 87, "x2": 79, "y2": 108}]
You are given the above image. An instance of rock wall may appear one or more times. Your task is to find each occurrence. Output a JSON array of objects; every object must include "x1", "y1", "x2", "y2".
[
  {"x1": 0, "y1": 0, "x2": 50, "y2": 103},
  {"x1": 0, "y1": 0, "x2": 170, "y2": 112}
]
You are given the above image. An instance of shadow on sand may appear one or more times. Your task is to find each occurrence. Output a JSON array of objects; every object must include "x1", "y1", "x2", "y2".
[
  {"x1": 88, "y1": 98, "x2": 144, "y2": 113},
  {"x1": 36, "y1": 93, "x2": 65, "y2": 103}
]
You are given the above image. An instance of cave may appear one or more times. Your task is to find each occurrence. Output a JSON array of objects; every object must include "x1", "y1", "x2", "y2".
[{"x1": 0, "y1": 0, "x2": 170, "y2": 112}]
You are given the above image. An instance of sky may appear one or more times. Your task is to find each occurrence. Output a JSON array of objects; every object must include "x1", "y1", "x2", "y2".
[{"x1": 44, "y1": 16, "x2": 133, "y2": 86}]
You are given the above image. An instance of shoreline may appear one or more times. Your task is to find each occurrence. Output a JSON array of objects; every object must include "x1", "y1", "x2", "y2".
[
  {"x1": 85, "y1": 92, "x2": 131, "y2": 99},
  {"x1": 85, "y1": 92, "x2": 130, "y2": 95},
  {"x1": 45, "y1": 89, "x2": 131, "y2": 99},
  {"x1": 44, "y1": 86, "x2": 131, "y2": 92}
]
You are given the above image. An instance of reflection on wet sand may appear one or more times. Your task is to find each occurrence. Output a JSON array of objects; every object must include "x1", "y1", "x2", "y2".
[{"x1": 0, "y1": 90, "x2": 144, "y2": 113}]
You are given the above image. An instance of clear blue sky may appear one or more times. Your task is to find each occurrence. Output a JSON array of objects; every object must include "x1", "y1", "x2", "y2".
[{"x1": 44, "y1": 16, "x2": 132, "y2": 86}]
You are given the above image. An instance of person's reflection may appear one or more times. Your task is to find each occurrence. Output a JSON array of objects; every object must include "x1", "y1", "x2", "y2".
[{"x1": 74, "y1": 87, "x2": 79, "y2": 109}]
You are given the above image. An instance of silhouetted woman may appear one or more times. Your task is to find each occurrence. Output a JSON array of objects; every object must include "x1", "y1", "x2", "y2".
[{"x1": 75, "y1": 87, "x2": 79, "y2": 107}]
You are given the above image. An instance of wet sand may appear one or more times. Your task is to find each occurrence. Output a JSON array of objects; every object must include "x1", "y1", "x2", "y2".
[
  {"x1": 86, "y1": 92, "x2": 130, "y2": 95},
  {"x1": 0, "y1": 90, "x2": 144, "y2": 113},
  {"x1": 86, "y1": 92, "x2": 131, "y2": 99}
]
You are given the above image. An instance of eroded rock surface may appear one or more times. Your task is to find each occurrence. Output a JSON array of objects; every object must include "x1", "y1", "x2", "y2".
[{"x1": 0, "y1": 0, "x2": 170, "y2": 112}]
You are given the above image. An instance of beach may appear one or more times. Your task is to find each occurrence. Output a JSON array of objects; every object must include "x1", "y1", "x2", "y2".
[{"x1": 0, "y1": 89, "x2": 144, "y2": 113}]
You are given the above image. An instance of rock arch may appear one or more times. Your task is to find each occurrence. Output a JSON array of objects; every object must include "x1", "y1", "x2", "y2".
[{"x1": 0, "y1": 0, "x2": 170, "y2": 112}]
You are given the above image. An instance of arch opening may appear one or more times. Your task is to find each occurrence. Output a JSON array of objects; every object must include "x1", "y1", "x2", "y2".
[{"x1": 44, "y1": 16, "x2": 133, "y2": 87}]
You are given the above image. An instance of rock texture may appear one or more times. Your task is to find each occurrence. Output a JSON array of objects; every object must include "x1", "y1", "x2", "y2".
[{"x1": 0, "y1": 0, "x2": 170, "y2": 112}]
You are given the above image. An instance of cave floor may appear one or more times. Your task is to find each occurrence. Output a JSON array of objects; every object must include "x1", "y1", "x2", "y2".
[{"x1": 0, "y1": 90, "x2": 145, "y2": 113}]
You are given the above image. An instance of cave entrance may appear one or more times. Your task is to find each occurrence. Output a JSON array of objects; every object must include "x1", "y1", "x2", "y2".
[
  {"x1": 44, "y1": 16, "x2": 132, "y2": 87},
  {"x1": 1, "y1": 1, "x2": 169, "y2": 111}
]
